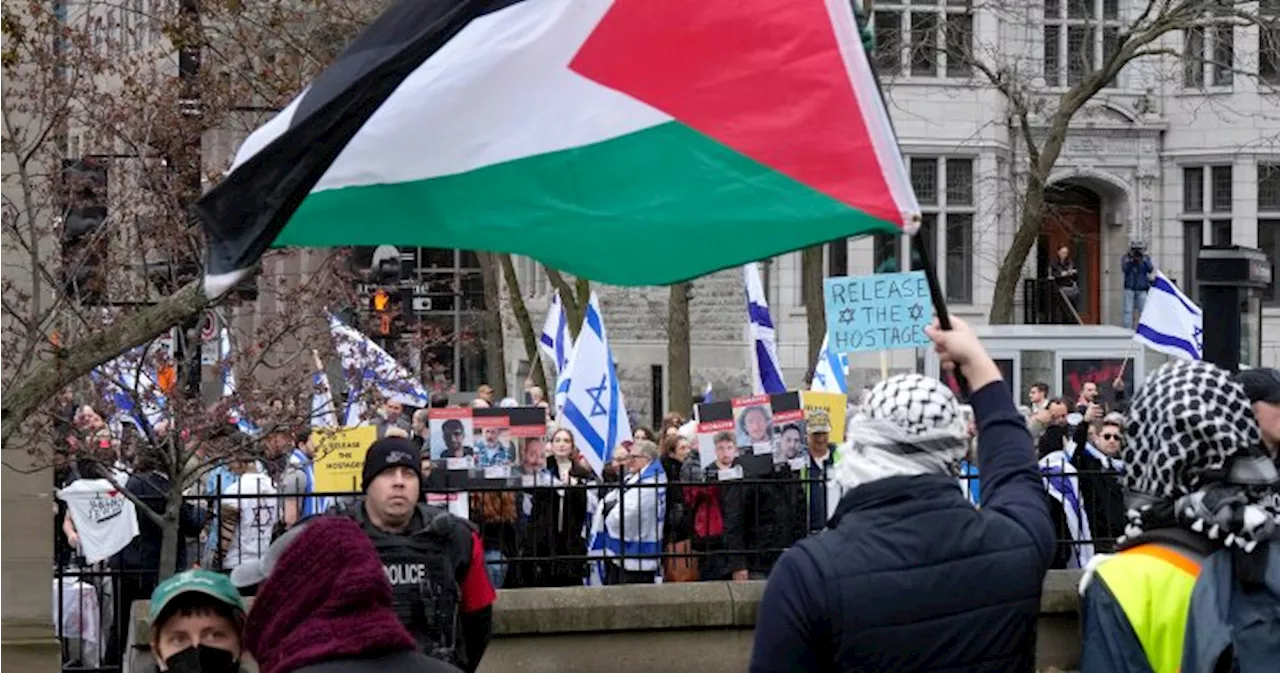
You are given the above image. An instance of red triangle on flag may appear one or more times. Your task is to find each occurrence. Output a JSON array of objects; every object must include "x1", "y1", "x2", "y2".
[{"x1": 570, "y1": 0, "x2": 900, "y2": 225}]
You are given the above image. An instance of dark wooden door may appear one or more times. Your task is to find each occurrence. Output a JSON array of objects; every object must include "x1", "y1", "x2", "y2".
[{"x1": 1041, "y1": 186, "x2": 1103, "y2": 325}]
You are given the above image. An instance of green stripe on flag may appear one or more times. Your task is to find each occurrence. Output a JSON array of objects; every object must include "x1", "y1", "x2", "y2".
[{"x1": 276, "y1": 122, "x2": 899, "y2": 285}]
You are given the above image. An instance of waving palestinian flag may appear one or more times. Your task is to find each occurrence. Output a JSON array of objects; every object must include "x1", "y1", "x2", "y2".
[{"x1": 198, "y1": 0, "x2": 919, "y2": 297}]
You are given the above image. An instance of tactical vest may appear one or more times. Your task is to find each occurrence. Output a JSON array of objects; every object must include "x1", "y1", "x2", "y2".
[
  {"x1": 1094, "y1": 538, "x2": 1208, "y2": 673},
  {"x1": 355, "y1": 504, "x2": 473, "y2": 669}
]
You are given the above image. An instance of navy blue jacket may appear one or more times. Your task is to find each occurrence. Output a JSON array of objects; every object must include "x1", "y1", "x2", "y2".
[
  {"x1": 1122, "y1": 254, "x2": 1154, "y2": 291},
  {"x1": 749, "y1": 381, "x2": 1054, "y2": 673}
]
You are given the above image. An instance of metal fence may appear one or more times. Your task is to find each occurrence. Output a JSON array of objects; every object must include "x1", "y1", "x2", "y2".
[{"x1": 53, "y1": 463, "x2": 1125, "y2": 672}]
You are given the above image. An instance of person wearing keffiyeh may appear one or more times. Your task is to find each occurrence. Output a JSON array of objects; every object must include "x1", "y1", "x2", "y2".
[
  {"x1": 749, "y1": 317, "x2": 1054, "y2": 673},
  {"x1": 1078, "y1": 360, "x2": 1280, "y2": 673}
]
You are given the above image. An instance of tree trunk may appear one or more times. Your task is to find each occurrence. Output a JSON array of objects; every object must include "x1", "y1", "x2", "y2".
[
  {"x1": 989, "y1": 168, "x2": 1051, "y2": 324},
  {"x1": 158, "y1": 486, "x2": 183, "y2": 581},
  {"x1": 499, "y1": 254, "x2": 548, "y2": 393},
  {"x1": 574, "y1": 277, "x2": 591, "y2": 314},
  {"x1": 544, "y1": 267, "x2": 584, "y2": 339},
  {"x1": 800, "y1": 245, "x2": 826, "y2": 381},
  {"x1": 476, "y1": 253, "x2": 508, "y2": 398},
  {"x1": 667, "y1": 282, "x2": 692, "y2": 418}
]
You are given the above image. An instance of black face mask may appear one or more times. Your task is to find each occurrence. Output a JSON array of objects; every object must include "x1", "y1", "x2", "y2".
[{"x1": 165, "y1": 645, "x2": 239, "y2": 673}]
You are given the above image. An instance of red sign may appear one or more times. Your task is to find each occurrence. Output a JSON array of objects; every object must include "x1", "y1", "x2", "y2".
[
  {"x1": 732, "y1": 394, "x2": 770, "y2": 408},
  {"x1": 697, "y1": 419, "x2": 734, "y2": 433}
]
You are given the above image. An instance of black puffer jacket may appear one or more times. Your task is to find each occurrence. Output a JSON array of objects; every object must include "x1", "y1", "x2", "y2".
[{"x1": 720, "y1": 461, "x2": 805, "y2": 575}]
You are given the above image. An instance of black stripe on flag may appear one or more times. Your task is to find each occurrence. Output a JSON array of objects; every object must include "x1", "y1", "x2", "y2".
[{"x1": 195, "y1": 0, "x2": 526, "y2": 289}]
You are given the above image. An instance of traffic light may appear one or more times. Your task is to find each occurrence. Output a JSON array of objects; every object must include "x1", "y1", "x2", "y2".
[
  {"x1": 372, "y1": 288, "x2": 394, "y2": 336},
  {"x1": 60, "y1": 159, "x2": 109, "y2": 305}
]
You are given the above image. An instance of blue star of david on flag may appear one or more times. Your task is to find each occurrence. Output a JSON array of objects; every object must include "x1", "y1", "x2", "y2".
[
  {"x1": 586, "y1": 375, "x2": 610, "y2": 417},
  {"x1": 559, "y1": 293, "x2": 632, "y2": 476},
  {"x1": 1133, "y1": 271, "x2": 1203, "y2": 361}
]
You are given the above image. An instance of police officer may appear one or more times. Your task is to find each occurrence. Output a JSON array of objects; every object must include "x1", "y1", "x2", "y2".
[{"x1": 341, "y1": 437, "x2": 495, "y2": 672}]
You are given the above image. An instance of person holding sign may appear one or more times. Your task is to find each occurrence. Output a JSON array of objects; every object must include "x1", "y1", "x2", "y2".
[{"x1": 750, "y1": 318, "x2": 1054, "y2": 672}]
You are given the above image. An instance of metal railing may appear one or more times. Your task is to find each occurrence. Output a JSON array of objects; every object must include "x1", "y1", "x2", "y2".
[{"x1": 54, "y1": 463, "x2": 1125, "y2": 672}]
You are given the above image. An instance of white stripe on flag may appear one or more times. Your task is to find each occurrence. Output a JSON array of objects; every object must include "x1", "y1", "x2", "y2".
[
  {"x1": 559, "y1": 293, "x2": 631, "y2": 476},
  {"x1": 1132, "y1": 272, "x2": 1203, "y2": 361},
  {"x1": 810, "y1": 334, "x2": 848, "y2": 395},
  {"x1": 329, "y1": 314, "x2": 431, "y2": 408},
  {"x1": 745, "y1": 262, "x2": 786, "y2": 395}
]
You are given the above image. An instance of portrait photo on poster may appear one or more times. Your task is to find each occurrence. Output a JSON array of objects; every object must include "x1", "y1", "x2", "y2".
[
  {"x1": 697, "y1": 422, "x2": 738, "y2": 472},
  {"x1": 472, "y1": 413, "x2": 516, "y2": 468},
  {"x1": 734, "y1": 397, "x2": 774, "y2": 450},
  {"x1": 428, "y1": 408, "x2": 474, "y2": 461},
  {"x1": 519, "y1": 435, "x2": 548, "y2": 476},
  {"x1": 773, "y1": 420, "x2": 808, "y2": 463}
]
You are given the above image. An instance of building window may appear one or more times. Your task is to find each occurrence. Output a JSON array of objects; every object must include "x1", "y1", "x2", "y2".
[
  {"x1": 1183, "y1": 5, "x2": 1235, "y2": 89},
  {"x1": 1184, "y1": 221, "x2": 1203, "y2": 303},
  {"x1": 1044, "y1": 0, "x2": 1122, "y2": 87},
  {"x1": 872, "y1": 0, "x2": 973, "y2": 79},
  {"x1": 1259, "y1": 221, "x2": 1280, "y2": 305},
  {"x1": 1260, "y1": 163, "x2": 1280, "y2": 212},
  {"x1": 1211, "y1": 165, "x2": 1233, "y2": 212},
  {"x1": 1182, "y1": 164, "x2": 1233, "y2": 300},
  {"x1": 1263, "y1": 0, "x2": 1280, "y2": 85},
  {"x1": 873, "y1": 233, "x2": 902, "y2": 273},
  {"x1": 909, "y1": 156, "x2": 975, "y2": 304},
  {"x1": 828, "y1": 239, "x2": 849, "y2": 278},
  {"x1": 1260, "y1": 161, "x2": 1280, "y2": 304}
]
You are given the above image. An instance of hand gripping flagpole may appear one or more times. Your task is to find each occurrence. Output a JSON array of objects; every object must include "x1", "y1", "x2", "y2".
[{"x1": 856, "y1": 4, "x2": 971, "y2": 397}]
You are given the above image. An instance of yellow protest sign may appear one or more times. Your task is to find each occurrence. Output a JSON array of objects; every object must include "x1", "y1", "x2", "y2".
[
  {"x1": 311, "y1": 426, "x2": 378, "y2": 493},
  {"x1": 800, "y1": 391, "x2": 847, "y2": 442}
]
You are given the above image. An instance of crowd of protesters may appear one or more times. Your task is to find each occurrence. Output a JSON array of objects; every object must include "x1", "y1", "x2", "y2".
[{"x1": 52, "y1": 320, "x2": 1280, "y2": 673}]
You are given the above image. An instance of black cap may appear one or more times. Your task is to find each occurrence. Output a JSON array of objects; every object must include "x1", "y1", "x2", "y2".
[
  {"x1": 1233, "y1": 368, "x2": 1280, "y2": 404},
  {"x1": 361, "y1": 437, "x2": 422, "y2": 491}
]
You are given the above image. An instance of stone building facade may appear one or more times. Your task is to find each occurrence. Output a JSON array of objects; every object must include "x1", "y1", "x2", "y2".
[{"x1": 504, "y1": 2, "x2": 1280, "y2": 423}]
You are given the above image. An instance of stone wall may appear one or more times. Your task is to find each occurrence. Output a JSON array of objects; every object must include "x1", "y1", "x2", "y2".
[
  {"x1": 505, "y1": 267, "x2": 761, "y2": 423},
  {"x1": 0, "y1": 451, "x2": 57, "y2": 672},
  {"x1": 125, "y1": 571, "x2": 1085, "y2": 673}
]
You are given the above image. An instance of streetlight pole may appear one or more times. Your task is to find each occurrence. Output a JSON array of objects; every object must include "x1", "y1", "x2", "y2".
[{"x1": 176, "y1": 0, "x2": 203, "y2": 398}]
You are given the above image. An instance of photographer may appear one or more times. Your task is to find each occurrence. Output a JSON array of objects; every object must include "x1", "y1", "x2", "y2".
[{"x1": 1121, "y1": 240, "x2": 1154, "y2": 330}]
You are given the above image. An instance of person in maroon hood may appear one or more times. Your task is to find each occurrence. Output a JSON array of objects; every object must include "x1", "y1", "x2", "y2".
[{"x1": 234, "y1": 516, "x2": 461, "y2": 673}]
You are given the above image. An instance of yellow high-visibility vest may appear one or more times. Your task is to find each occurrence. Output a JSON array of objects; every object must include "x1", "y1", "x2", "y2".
[{"x1": 1093, "y1": 543, "x2": 1205, "y2": 673}]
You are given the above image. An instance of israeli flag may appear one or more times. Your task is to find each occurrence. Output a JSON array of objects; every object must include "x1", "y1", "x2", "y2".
[
  {"x1": 219, "y1": 328, "x2": 260, "y2": 436},
  {"x1": 93, "y1": 346, "x2": 167, "y2": 434},
  {"x1": 311, "y1": 369, "x2": 339, "y2": 428},
  {"x1": 541, "y1": 291, "x2": 574, "y2": 411},
  {"x1": 810, "y1": 334, "x2": 849, "y2": 395},
  {"x1": 329, "y1": 314, "x2": 431, "y2": 424},
  {"x1": 703, "y1": 381, "x2": 714, "y2": 403},
  {"x1": 559, "y1": 293, "x2": 632, "y2": 476},
  {"x1": 540, "y1": 291, "x2": 573, "y2": 373},
  {"x1": 1133, "y1": 272, "x2": 1203, "y2": 361},
  {"x1": 745, "y1": 262, "x2": 786, "y2": 394}
]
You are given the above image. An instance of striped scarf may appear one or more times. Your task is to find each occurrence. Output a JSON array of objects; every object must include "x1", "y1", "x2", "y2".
[{"x1": 832, "y1": 417, "x2": 968, "y2": 492}]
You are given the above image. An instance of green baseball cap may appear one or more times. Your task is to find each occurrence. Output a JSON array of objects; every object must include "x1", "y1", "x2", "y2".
[{"x1": 148, "y1": 570, "x2": 247, "y2": 626}]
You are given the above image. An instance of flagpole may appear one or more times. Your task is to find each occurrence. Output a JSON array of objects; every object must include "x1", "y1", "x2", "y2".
[
  {"x1": 911, "y1": 235, "x2": 970, "y2": 396},
  {"x1": 853, "y1": 5, "x2": 971, "y2": 397}
]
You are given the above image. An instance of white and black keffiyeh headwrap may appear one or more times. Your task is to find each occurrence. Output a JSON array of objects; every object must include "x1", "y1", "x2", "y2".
[
  {"x1": 833, "y1": 374, "x2": 968, "y2": 491},
  {"x1": 1121, "y1": 360, "x2": 1280, "y2": 552}
]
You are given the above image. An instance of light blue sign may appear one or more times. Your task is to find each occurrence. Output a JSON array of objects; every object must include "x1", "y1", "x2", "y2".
[{"x1": 823, "y1": 271, "x2": 933, "y2": 353}]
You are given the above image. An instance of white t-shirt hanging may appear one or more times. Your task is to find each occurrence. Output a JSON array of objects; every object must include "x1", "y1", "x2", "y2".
[
  {"x1": 221, "y1": 473, "x2": 279, "y2": 571},
  {"x1": 57, "y1": 479, "x2": 140, "y2": 564}
]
